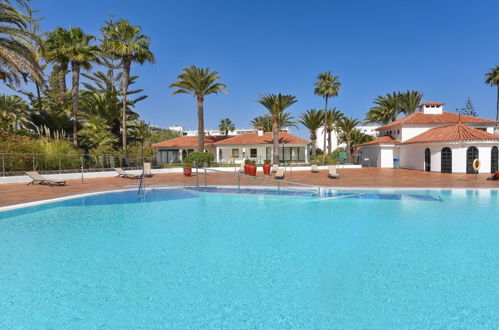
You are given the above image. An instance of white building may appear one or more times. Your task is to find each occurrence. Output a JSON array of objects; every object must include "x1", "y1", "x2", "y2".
[
  {"x1": 168, "y1": 126, "x2": 290, "y2": 137},
  {"x1": 359, "y1": 102, "x2": 499, "y2": 173},
  {"x1": 153, "y1": 128, "x2": 310, "y2": 164},
  {"x1": 315, "y1": 125, "x2": 380, "y2": 151}
]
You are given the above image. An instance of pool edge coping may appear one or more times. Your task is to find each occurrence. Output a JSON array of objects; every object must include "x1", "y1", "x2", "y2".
[{"x1": 1, "y1": 185, "x2": 498, "y2": 212}]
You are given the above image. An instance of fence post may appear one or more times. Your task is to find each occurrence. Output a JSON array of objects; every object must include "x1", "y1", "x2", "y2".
[
  {"x1": 183, "y1": 168, "x2": 185, "y2": 187},
  {"x1": 2, "y1": 154, "x2": 5, "y2": 177},
  {"x1": 32, "y1": 153, "x2": 35, "y2": 171},
  {"x1": 204, "y1": 168, "x2": 207, "y2": 191},
  {"x1": 196, "y1": 167, "x2": 199, "y2": 187},
  {"x1": 237, "y1": 172, "x2": 240, "y2": 193}
]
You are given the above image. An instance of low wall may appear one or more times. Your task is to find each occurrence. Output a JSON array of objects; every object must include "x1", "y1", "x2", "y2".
[{"x1": 0, "y1": 164, "x2": 362, "y2": 184}]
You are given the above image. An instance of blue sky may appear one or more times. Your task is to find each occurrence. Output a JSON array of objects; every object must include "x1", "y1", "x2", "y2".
[{"x1": 11, "y1": 0, "x2": 499, "y2": 137}]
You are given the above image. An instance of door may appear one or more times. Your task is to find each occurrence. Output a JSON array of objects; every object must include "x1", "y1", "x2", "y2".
[
  {"x1": 441, "y1": 147, "x2": 452, "y2": 173},
  {"x1": 424, "y1": 148, "x2": 431, "y2": 172},
  {"x1": 466, "y1": 146, "x2": 479, "y2": 174},
  {"x1": 492, "y1": 146, "x2": 498, "y2": 173}
]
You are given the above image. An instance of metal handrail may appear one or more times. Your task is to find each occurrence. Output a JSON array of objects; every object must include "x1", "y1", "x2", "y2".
[{"x1": 187, "y1": 167, "x2": 322, "y2": 195}]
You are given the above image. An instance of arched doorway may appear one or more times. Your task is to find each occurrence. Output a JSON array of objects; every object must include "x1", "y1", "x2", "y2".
[
  {"x1": 466, "y1": 146, "x2": 479, "y2": 174},
  {"x1": 492, "y1": 146, "x2": 498, "y2": 173},
  {"x1": 441, "y1": 147, "x2": 452, "y2": 173},
  {"x1": 424, "y1": 148, "x2": 431, "y2": 172}
]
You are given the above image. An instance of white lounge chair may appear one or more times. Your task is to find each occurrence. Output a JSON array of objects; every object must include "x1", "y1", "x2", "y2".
[
  {"x1": 143, "y1": 163, "x2": 153, "y2": 177},
  {"x1": 25, "y1": 171, "x2": 67, "y2": 186},
  {"x1": 115, "y1": 168, "x2": 141, "y2": 179},
  {"x1": 328, "y1": 165, "x2": 340, "y2": 179},
  {"x1": 271, "y1": 164, "x2": 278, "y2": 173},
  {"x1": 275, "y1": 168, "x2": 285, "y2": 179},
  {"x1": 311, "y1": 164, "x2": 320, "y2": 173}
]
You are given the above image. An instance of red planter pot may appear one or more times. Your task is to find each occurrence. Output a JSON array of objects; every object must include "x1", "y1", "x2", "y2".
[
  {"x1": 244, "y1": 163, "x2": 250, "y2": 175},
  {"x1": 262, "y1": 163, "x2": 271, "y2": 175},
  {"x1": 247, "y1": 164, "x2": 257, "y2": 176},
  {"x1": 183, "y1": 168, "x2": 192, "y2": 176}
]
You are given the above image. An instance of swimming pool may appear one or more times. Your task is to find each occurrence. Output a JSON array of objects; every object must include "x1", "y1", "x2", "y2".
[{"x1": 1, "y1": 187, "x2": 498, "y2": 328}]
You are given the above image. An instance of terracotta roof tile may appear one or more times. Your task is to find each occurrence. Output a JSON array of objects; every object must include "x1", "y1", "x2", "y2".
[
  {"x1": 214, "y1": 132, "x2": 309, "y2": 145},
  {"x1": 152, "y1": 136, "x2": 231, "y2": 148},
  {"x1": 378, "y1": 112, "x2": 499, "y2": 130},
  {"x1": 360, "y1": 135, "x2": 400, "y2": 146},
  {"x1": 402, "y1": 123, "x2": 499, "y2": 144}
]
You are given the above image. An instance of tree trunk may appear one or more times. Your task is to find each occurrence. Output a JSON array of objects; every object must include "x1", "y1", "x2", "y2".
[
  {"x1": 197, "y1": 95, "x2": 205, "y2": 152},
  {"x1": 35, "y1": 82, "x2": 42, "y2": 113},
  {"x1": 121, "y1": 57, "x2": 131, "y2": 155},
  {"x1": 496, "y1": 86, "x2": 499, "y2": 121},
  {"x1": 272, "y1": 117, "x2": 279, "y2": 165},
  {"x1": 71, "y1": 61, "x2": 80, "y2": 146},
  {"x1": 59, "y1": 62, "x2": 67, "y2": 94},
  {"x1": 323, "y1": 96, "x2": 328, "y2": 157},
  {"x1": 327, "y1": 129, "x2": 332, "y2": 154},
  {"x1": 346, "y1": 134, "x2": 352, "y2": 163},
  {"x1": 311, "y1": 135, "x2": 317, "y2": 156}
]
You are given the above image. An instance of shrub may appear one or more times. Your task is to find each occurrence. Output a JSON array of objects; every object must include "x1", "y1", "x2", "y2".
[{"x1": 184, "y1": 152, "x2": 214, "y2": 167}]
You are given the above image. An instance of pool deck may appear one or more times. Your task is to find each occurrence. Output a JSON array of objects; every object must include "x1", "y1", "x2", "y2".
[{"x1": 0, "y1": 168, "x2": 497, "y2": 207}]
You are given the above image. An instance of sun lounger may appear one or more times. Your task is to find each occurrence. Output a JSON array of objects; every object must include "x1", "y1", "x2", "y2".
[
  {"x1": 328, "y1": 165, "x2": 340, "y2": 179},
  {"x1": 275, "y1": 168, "x2": 285, "y2": 179},
  {"x1": 311, "y1": 164, "x2": 320, "y2": 173},
  {"x1": 271, "y1": 164, "x2": 278, "y2": 173},
  {"x1": 143, "y1": 163, "x2": 153, "y2": 177},
  {"x1": 114, "y1": 167, "x2": 141, "y2": 179},
  {"x1": 25, "y1": 171, "x2": 67, "y2": 186}
]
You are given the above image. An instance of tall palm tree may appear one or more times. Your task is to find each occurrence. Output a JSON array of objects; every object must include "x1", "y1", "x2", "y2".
[
  {"x1": 101, "y1": 19, "x2": 155, "y2": 153},
  {"x1": 0, "y1": 0, "x2": 43, "y2": 86},
  {"x1": 314, "y1": 71, "x2": 341, "y2": 154},
  {"x1": 256, "y1": 93, "x2": 297, "y2": 164},
  {"x1": 400, "y1": 90, "x2": 423, "y2": 115},
  {"x1": 297, "y1": 109, "x2": 323, "y2": 156},
  {"x1": 170, "y1": 65, "x2": 227, "y2": 152},
  {"x1": 485, "y1": 66, "x2": 499, "y2": 121},
  {"x1": 44, "y1": 27, "x2": 71, "y2": 96},
  {"x1": 342, "y1": 130, "x2": 373, "y2": 161},
  {"x1": 323, "y1": 108, "x2": 344, "y2": 154},
  {"x1": 337, "y1": 117, "x2": 361, "y2": 163},
  {"x1": 218, "y1": 118, "x2": 235, "y2": 135},
  {"x1": 62, "y1": 27, "x2": 99, "y2": 146}
]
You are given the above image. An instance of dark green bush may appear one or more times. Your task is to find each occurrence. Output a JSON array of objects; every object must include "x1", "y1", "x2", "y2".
[{"x1": 184, "y1": 152, "x2": 214, "y2": 167}]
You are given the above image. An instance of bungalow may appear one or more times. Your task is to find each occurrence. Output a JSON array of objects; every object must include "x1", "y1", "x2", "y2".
[
  {"x1": 152, "y1": 128, "x2": 310, "y2": 164},
  {"x1": 359, "y1": 102, "x2": 499, "y2": 173}
]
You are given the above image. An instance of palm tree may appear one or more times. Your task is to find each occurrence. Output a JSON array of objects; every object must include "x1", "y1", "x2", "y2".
[
  {"x1": 485, "y1": 66, "x2": 499, "y2": 121},
  {"x1": 337, "y1": 117, "x2": 361, "y2": 163},
  {"x1": 79, "y1": 115, "x2": 117, "y2": 151},
  {"x1": 44, "y1": 27, "x2": 71, "y2": 96},
  {"x1": 256, "y1": 93, "x2": 297, "y2": 164},
  {"x1": 170, "y1": 65, "x2": 227, "y2": 152},
  {"x1": 348, "y1": 130, "x2": 373, "y2": 156},
  {"x1": 400, "y1": 90, "x2": 423, "y2": 115},
  {"x1": 0, "y1": 94, "x2": 29, "y2": 130},
  {"x1": 365, "y1": 92, "x2": 402, "y2": 125},
  {"x1": 0, "y1": 0, "x2": 43, "y2": 86},
  {"x1": 314, "y1": 71, "x2": 341, "y2": 154},
  {"x1": 101, "y1": 19, "x2": 155, "y2": 153},
  {"x1": 250, "y1": 113, "x2": 297, "y2": 132},
  {"x1": 62, "y1": 27, "x2": 100, "y2": 146},
  {"x1": 297, "y1": 109, "x2": 323, "y2": 156},
  {"x1": 323, "y1": 108, "x2": 344, "y2": 154},
  {"x1": 219, "y1": 118, "x2": 235, "y2": 135}
]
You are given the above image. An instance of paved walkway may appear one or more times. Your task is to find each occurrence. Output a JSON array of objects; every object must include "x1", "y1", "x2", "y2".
[{"x1": 1, "y1": 168, "x2": 497, "y2": 207}]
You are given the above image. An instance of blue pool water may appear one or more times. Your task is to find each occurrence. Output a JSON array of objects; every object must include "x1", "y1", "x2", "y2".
[{"x1": 0, "y1": 188, "x2": 498, "y2": 328}]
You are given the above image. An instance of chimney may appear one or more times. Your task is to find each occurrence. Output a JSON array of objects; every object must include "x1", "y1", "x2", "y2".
[{"x1": 257, "y1": 127, "x2": 264, "y2": 136}]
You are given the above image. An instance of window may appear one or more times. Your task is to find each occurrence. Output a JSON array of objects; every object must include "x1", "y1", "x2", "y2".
[
  {"x1": 250, "y1": 148, "x2": 257, "y2": 158},
  {"x1": 232, "y1": 149, "x2": 239, "y2": 158}
]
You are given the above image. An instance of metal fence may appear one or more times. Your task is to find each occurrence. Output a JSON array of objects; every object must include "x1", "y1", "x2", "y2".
[{"x1": 0, "y1": 152, "x2": 156, "y2": 176}]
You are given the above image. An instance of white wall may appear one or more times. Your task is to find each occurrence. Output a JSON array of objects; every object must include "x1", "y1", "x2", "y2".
[{"x1": 399, "y1": 145, "x2": 425, "y2": 171}]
